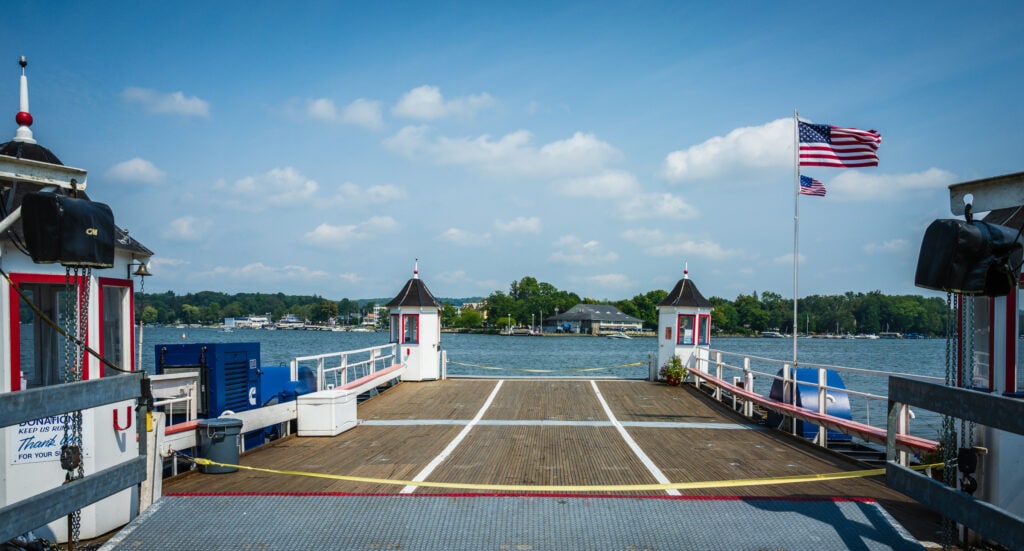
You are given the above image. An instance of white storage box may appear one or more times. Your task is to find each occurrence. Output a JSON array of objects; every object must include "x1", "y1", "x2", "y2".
[{"x1": 296, "y1": 389, "x2": 358, "y2": 436}]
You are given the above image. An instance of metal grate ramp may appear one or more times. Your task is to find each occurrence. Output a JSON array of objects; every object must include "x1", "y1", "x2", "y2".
[{"x1": 100, "y1": 494, "x2": 924, "y2": 550}]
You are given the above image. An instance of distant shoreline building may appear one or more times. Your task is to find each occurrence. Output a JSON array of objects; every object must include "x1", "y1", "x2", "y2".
[{"x1": 544, "y1": 304, "x2": 642, "y2": 334}]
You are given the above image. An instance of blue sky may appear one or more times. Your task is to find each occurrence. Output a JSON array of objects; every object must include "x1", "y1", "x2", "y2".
[{"x1": 2, "y1": 3, "x2": 1022, "y2": 301}]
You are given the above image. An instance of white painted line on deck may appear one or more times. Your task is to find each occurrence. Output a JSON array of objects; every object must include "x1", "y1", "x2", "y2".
[
  {"x1": 400, "y1": 379, "x2": 504, "y2": 494},
  {"x1": 590, "y1": 380, "x2": 680, "y2": 496}
]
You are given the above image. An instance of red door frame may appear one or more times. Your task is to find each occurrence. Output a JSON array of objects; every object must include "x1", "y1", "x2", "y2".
[{"x1": 8, "y1": 273, "x2": 134, "y2": 390}]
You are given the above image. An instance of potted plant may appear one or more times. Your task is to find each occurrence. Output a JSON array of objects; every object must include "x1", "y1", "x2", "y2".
[{"x1": 660, "y1": 355, "x2": 687, "y2": 386}]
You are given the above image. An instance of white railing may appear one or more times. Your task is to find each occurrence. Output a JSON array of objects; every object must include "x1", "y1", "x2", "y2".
[
  {"x1": 150, "y1": 372, "x2": 199, "y2": 430},
  {"x1": 692, "y1": 349, "x2": 943, "y2": 454},
  {"x1": 290, "y1": 343, "x2": 398, "y2": 391}
]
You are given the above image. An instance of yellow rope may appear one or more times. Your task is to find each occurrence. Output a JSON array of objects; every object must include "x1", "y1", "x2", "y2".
[{"x1": 188, "y1": 456, "x2": 943, "y2": 492}]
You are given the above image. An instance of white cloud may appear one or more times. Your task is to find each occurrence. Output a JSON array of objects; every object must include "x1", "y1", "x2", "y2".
[
  {"x1": 327, "y1": 182, "x2": 406, "y2": 205},
  {"x1": 200, "y1": 262, "x2": 334, "y2": 284},
  {"x1": 306, "y1": 98, "x2": 337, "y2": 121},
  {"x1": 303, "y1": 216, "x2": 400, "y2": 249},
  {"x1": 148, "y1": 256, "x2": 188, "y2": 273},
  {"x1": 436, "y1": 270, "x2": 501, "y2": 291},
  {"x1": 106, "y1": 157, "x2": 166, "y2": 184},
  {"x1": 163, "y1": 215, "x2": 212, "y2": 242},
  {"x1": 828, "y1": 168, "x2": 956, "y2": 201},
  {"x1": 391, "y1": 85, "x2": 494, "y2": 120},
  {"x1": 661, "y1": 118, "x2": 791, "y2": 182},
  {"x1": 548, "y1": 236, "x2": 618, "y2": 265},
  {"x1": 625, "y1": 229, "x2": 741, "y2": 260},
  {"x1": 337, "y1": 272, "x2": 362, "y2": 284},
  {"x1": 558, "y1": 170, "x2": 639, "y2": 198},
  {"x1": 225, "y1": 167, "x2": 319, "y2": 210},
  {"x1": 307, "y1": 98, "x2": 384, "y2": 130},
  {"x1": 384, "y1": 126, "x2": 620, "y2": 177},
  {"x1": 439, "y1": 227, "x2": 492, "y2": 246},
  {"x1": 622, "y1": 228, "x2": 666, "y2": 242},
  {"x1": 586, "y1": 273, "x2": 632, "y2": 289},
  {"x1": 619, "y1": 193, "x2": 700, "y2": 220},
  {"x1": 645, "y1": 239, "x2": 742, "y2": 260},
  {"x1": 494, "y1": 217, "x2": 541, "y2": 234},
  {"x1": 772, "y1": 252, "x2": 806, "y2": 265},
  {"x1": 341, "y1": 99, "x2": 384, "y2": 130},
  {"x1": 122, "y1": 86, "x2": 210, "y2": 117},
  {"x1": 864, "y1": 238, "x2": 910, "y2": 254}
]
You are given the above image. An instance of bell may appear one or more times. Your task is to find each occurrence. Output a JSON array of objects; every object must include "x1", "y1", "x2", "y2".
[{"x1": 132, "y1": 263, "x2": 152, "y2": 277}]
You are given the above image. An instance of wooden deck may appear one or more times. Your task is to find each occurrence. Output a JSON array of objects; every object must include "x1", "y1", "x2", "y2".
[{"x1": 163, "y1": 378, "x2": 945, "y2": 544}]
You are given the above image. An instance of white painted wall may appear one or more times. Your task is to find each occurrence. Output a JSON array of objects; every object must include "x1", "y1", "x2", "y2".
[
  {"x1": 395, "y1": 306, "x2": 441, "y2": 381},
  {"x1": 656, "y1": 306, "x2": 712, "y2": 376}
]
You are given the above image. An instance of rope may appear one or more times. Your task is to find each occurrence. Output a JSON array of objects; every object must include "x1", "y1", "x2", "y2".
[
  {"x1": 179, "y1": 452, "x2": 943, "y2": 492},
  {"x1": 447, "y1": 360, "x2": 646, "y2": 374}
]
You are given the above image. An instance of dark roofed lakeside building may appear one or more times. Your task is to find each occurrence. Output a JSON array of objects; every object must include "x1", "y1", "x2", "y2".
[{"x1": 544, "y1": 304, "x2": 642, "y2": 335}]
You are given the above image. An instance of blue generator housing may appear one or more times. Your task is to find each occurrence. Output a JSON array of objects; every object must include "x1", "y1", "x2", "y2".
[
  {"x1": 155, "y1": 342, "x2": 261, "y2": 418},
  {"x1": 767, "y1": 367, "x2": 853, "y2": 442},
  {"x1": 258, "y1": 364, "x2": 317, "y2": 407}
]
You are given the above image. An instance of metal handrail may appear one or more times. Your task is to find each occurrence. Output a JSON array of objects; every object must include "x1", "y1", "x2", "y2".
[
  {"x1": 290, "y1": 343, "x2": 398, "y2": 391},
  {"x1": 0, "y1": 374, "x2": 148, "y2": 543},
  {"x1": 887, "y1": 377, "x2": 1024, "y2": 550},
  {"x1": 694, "y1": 350, "x2": 928, "y2": 448}
]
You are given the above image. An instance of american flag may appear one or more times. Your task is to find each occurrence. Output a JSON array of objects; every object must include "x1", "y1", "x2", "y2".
[
  {"x1": 799, "y1": 175, "x2": 826, "y2": 197},
  {"x1": 799, "y1": 121, "x2": 881, "y2": 168}
]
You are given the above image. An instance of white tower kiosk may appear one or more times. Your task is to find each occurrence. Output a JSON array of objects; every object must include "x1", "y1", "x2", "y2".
[
  {"x1": 656, "y1": 267, "x2": 713, "y2": 379},
  {"x1": 387, "y1": 262, "x2": 442, "y2": 381},
  {"x1": 0, "y1": 57, "x2": 153, "y2": 543}
]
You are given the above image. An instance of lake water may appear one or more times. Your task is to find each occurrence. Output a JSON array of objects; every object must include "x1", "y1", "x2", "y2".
[{"x1": 140, "y1": 326, "x2": 950, "y2": 437}]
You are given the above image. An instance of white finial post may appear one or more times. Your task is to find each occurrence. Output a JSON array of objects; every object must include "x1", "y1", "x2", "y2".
[
  {"x1": 684, "y1": 261, "x2": 689, "y2": 279},
  {"x1": 14, "y1": 56, "x2": 35, "y2": 144},
  {"x1": 413, "y1": 258, "x2": 419, "y2": 279}
]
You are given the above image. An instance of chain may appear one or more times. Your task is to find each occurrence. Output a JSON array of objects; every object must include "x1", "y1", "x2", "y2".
[
  {"x1": 941, "y1": 291, "x2": 957, "y2": 550},
  {"x1": 60, "y1": 267, "x2": 91, "y2": 549},
  {"x1": 960, "y1": 297, "x2": 977, "y2": 450}
]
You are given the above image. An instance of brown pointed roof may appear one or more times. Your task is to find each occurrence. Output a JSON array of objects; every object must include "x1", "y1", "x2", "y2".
[
  {"x1": 659, "y1": 277, "x2": 712, "y2": 308},
  {"x1": 387, "y1": 277, "x2": 440, "y2": 308}
]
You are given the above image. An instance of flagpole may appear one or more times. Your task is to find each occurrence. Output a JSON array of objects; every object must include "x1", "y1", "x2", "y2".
[{"x1": 792, "y1": 109, "x2": 800, "y2": 367}]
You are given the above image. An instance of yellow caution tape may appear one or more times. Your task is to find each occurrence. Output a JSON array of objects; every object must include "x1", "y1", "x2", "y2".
[
  {"x1": 189, "y1": 456, "x2": 944, "y2": 492},
  {"x1": 447, "y1": 361, "x2": 646, "y2": 374}
]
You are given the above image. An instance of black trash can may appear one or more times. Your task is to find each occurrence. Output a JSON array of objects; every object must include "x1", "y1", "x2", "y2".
[{"x1": 197, "y1": 418, "x2": 243, "y2": 474}]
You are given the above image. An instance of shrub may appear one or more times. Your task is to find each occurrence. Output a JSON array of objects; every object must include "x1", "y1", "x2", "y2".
[{"x1": 659, "y1": 355, "x2": 687, "y2": 386}]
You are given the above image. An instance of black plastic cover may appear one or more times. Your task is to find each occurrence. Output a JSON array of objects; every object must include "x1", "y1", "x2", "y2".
[
  {"x1": 20, "y1": 192, "x2": 115, "y2": 268},
  {"x1": 914, "y1": 219, "x2": 1022, "y2": 296}
]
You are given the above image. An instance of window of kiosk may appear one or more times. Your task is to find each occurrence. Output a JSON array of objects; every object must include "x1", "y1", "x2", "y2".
[
  {"x1": 10, "y1": 276, "x2": 80, "y2": 389},
  {"x1": 100, "y1": 280, "x2": 132, "y2": 377},
  {"x1": 677, "y1": 314, "x2": 694, "y2": 345},
  {"x1": 390, "y1": 314, "x2": 400, "y2": 343},
  {"x1": 403, "y1": 314, "x2": 419, "y2": 344},
  {"x1": 698, "y1": 314, "x2": 711, "y2": 346}
]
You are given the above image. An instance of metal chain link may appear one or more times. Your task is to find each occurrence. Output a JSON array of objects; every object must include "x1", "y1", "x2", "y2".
[
  {"x1": 941, "y1": 291, "x2": 957, "y2": 550},
  {"x1": 967, "y1": 298, "x2": 976, "y2": 450},
  {"x1": 60, "y1": 267, "x2": 91, "y2": 549}
]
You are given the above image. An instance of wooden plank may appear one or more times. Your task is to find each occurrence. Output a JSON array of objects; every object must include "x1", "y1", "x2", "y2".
[
  {"x1": 357, "y1": 379, "x2": 497, "y2": 420},
  {"x1": 483, "y1": 379, "x2": 606, "y2": 421},
  {"x1": 421, "y1": 425, "x2": 656, "y2": 494}
]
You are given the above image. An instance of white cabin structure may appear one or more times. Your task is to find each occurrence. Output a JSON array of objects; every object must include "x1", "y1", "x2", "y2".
[
  {"x1": 0, "y1": 57, "x2": 153, "y2": 542},
  {"x1": 387, "y1": 264, "x2": 442, "y2": 381},
  {"x1": 656, "y1": 269, "x2": 713, "y2": 375}
]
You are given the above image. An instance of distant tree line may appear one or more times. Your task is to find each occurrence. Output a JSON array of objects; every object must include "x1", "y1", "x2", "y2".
[
  {"x1": 136, "y1": 278, "x2": 950, "y2": 336},
  {"x1": 136, "y1": 291, "x2": 371, "y2": 326}
]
